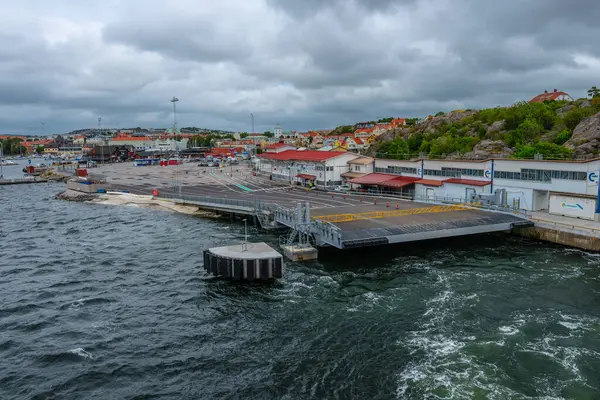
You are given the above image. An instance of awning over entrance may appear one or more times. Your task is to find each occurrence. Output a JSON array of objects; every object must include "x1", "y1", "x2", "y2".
[
  {"x1": 341, "y1": 171, "x2": 365, "y2": 179},
  {"x1": 443, "y1": 178, "x2": 491, "y2": 187},
  {"x1": 296, "y1": 173, "x2": 317, "y2": 180},
  {"x1": 415, "y1": 179, "x2": 444, "y2": 187},
  {"x1": 378, "y1": 176, "x2": 420, "y2": 188},
  {"x1": 349, "y1": 173, "x2": 398, "y2": 185},
  {"x1": 349, "y1": 173, "x2": 419, "y2": 188}
]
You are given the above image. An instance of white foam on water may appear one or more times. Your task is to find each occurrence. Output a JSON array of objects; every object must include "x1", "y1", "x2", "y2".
[
  {"x1": 68, "y1": 299, "x2": 86, "y2": 310},
  {"x1": 558, "y1": 321, "x2": 583, "y2": 330},
  {"x1": 68, "y1": 348, "x2": 93, "y2": 359},
  {"x1": 499, "y1": 325, "x2": 519, "y2": 335}
]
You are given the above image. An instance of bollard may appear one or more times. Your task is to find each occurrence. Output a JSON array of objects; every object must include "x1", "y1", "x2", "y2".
[
  {"x1": 374, "y1": 198, "x2": 377, "y2": 205},
  {"x1": 360, "y1": 196, "x2": 363, "y2": 202},
  {"x1": 344, "y1": 194, "x2": 347, "y2": 199},
  {"x1": 331, "y1": 193, "x2": 334, "y2": 198},
  {"x1": 386, "y1": 202, "x2": 390, "y2": 208},
  {"x1": 396, "y1": 203, "x2": 399, "y2": 209}
]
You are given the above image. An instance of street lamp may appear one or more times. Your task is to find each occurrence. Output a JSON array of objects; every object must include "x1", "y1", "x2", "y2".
[
  {"x1": 242, "y1": 218, "x2": 248, "y2": 251},
  {"x1": 0, "y1": 142, "x2": 4, "y2": 179},
  {"x1": 98, "y1": 117, "x2": 104, "y2": 165},
  {"x1": 250, "y1": 113, "x2": 255, "y2": 134},
  {"x1": 171, "y1": 96, "x2": 179, "y2": 135}
]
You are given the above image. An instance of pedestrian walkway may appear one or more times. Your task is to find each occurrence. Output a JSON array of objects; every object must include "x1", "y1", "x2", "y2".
[{"x1": 530, "y1": 211, "x2": 600, "y2": 238}]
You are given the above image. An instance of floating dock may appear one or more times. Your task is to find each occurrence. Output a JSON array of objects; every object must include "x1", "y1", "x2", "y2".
[{"x1": 203, "y1": 242, "x2": 283, "y2": 281}]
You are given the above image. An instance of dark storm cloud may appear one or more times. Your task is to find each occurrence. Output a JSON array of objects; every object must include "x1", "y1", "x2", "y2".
[
  {"x1": 0, "y1": 0, "x2": 599, "y2": 134},
  {"x1": 267, "y1": 0, "x2": 416, "y2": 18}
]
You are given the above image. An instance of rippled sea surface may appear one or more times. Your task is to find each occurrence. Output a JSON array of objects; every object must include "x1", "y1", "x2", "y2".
[{"x1": 1, "y1": 183, "x2": 600, "y2": 399}]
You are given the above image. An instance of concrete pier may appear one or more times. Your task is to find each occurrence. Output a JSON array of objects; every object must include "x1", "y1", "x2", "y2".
[
  {"x1": 281, "y1": 245, "x2": 318, "y2": 262},
  {"x1": 203, "y1": 242, "x2": 283, "y2": 281}
]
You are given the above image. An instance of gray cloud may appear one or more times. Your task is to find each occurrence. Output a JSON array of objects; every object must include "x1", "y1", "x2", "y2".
[{"x1": 0, "y1": 0, "x2": 599, "y2": 135}]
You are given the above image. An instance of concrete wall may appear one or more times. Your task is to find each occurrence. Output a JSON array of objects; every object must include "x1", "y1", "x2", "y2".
[
  {"x1": 67, "y1": 180, "x2": 108, "y2": 193},
  {"x1": 513, "y1": 225, "x2": 600, "y2": 252}
]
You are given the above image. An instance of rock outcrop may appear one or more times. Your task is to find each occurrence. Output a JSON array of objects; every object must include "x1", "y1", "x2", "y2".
[
  {"x1": 462, "y1": 140, "x2": 514, "y2": 159},
  {"x1": 565, "y1": 112, "x2": 600, "y2": 156}
]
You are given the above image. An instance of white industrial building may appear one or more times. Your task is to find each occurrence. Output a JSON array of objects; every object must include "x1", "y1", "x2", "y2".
[
  {"x1": 257, "y1": 150, "x2": 361, "y2": 187},
  {"x1": 373, "y1": 158, "x2": 600, "y2": 219},
  {"x1": 256, "y1": 152, "x2": 600, "y2": 220}
]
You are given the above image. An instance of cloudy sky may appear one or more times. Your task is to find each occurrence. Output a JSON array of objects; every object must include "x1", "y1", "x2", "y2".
[{"x1": 1, "y1": 0, "x2": 599, "y2": 134}]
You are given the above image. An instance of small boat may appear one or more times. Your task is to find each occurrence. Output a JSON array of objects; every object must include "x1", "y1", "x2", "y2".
[{"x1": 22, "y1": 163, "x2": 49, "y2": 175}]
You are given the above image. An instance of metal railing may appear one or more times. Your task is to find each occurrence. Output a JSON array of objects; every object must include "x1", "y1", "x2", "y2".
[
  {"x1": 159, "y1": 192, "x2": 258, "y2": 210},
  {"x1": 332, "y1": 189, "x2": 528, "y2": 217}
]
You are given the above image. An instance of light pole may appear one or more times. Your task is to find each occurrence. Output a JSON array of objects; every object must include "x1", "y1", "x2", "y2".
[
  {"x1": 0, "y1": 142, "x2": 4, "y2": 179},
  {"x1": 41, "y1": 122, "x2": 45, "y2": 136},
  {"x1": 98, "y1": 117, "x2": 103, "y2": 165},
  {"x1": 250, "y1": 113, "x2": 255, "y2": 134},
  {"x1": 171, "y1": 96, "x2": 179, "y2": 135},
  {"x1": 242, "y1": 218, "x2": 248, "y2": 251}
]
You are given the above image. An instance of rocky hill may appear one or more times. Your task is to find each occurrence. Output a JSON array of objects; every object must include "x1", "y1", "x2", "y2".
[{"x1": 367, "y1": 98, "x2": 600, "y2": 160}]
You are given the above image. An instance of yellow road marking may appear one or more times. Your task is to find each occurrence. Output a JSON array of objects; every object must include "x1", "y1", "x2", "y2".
[{"x1": 312, "y1": 204, "x2": 471, "y2": 223}]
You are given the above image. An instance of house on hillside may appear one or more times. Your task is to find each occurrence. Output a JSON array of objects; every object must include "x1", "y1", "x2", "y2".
[
  {"x1": 264, "y1": 143, "x2": 297, "y2": 153},
  {"x1": 530, "y1": 89, "x2": 573, "y2": 103}
]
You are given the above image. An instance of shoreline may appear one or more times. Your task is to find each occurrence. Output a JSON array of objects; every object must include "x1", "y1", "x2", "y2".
[{"x1": 56, "y1": 189, "x2": 218, "y2": 217}]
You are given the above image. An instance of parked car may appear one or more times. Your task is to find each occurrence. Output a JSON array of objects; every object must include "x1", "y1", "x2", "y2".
[{"x1": 334, "y1": 184, "x2": 351, "y2": 192}]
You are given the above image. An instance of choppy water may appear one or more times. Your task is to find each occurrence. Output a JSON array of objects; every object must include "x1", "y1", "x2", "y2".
[{"x1": 1, "y1": 183, "x2": 600, "y2": 399}]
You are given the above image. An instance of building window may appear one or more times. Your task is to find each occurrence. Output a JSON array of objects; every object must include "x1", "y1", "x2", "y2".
[
  {"x1": 423, "y1": 168, "x2": 483, "y2": 177},
  {"x1": 384, "y1": 166, "x2": 417, "y2": 175},
  {"x1": 354, "y1": 165, "x2": 361, "y2": 172},
  {"x1": 493, "y1": 169, "x2": 586, "y2": 182}
]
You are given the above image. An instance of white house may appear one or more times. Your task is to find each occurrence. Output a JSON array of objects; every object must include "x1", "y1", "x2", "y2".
[
  {"x1": 108, "y1": 136, "x2": 155, "y2": 151},
  {"x1": 150, "y1": 138, "x2": 189, "y2": 152},
  {"x1": 257, "y1": 150, "x2": 360, "y2": 187},
  {"x1": 264, "y1": 143, "x2": 296, "y2": 153}
]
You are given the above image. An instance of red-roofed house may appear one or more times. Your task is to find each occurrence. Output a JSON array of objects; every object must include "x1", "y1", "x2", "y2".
[
  {"x1": 265, "y1": 143, "x2": 296, "y2": 153},
  {"x1": 257, "y1": 150, "x2": 361, "y2": 187},
  {"x1": 391, "y1": 118, "x2": 406, "y2": 127},
  {"x1": 108, "y1": 135, "x2": 154, "y2": 150},
  {"x1": 529, "y1": 89, "x2": 573, "y2": 103}
]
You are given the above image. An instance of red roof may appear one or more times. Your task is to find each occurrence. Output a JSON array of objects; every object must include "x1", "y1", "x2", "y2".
[
  {"x1": 258, "y1": 150, "x2": 347, "y2": 162},
  {"x1": 354, "y1": 138, "x2": 364, "y2": 145},
  {"x1": 349, "y1": 173, "x2": 401, "y2": 185},
  {"x1": 378, "y1": 176, "x2": 420, "y2": 188},
  {"x1": 529, "y1": 90, "x2": 570, "y2": 103},
  {"x1": 265, "y1": 143, "x2": 294, "y2": 149},
  {"x1": 443, "y1": 178, "x2": 490, "y2": 186},
  {"x1": 296, "y1": 173, "x2": 316, "y2": 180},
  {"x1": 415, "y1": 179, "x2": 444, "y2": 187}
]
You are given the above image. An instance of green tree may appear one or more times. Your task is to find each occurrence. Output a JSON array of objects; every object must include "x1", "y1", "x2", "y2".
[
  {"x1": 239, "y1": 132, "x2": 249, "y2": 138},
  {"x1": 514, "y1": 142, "x2": 572, "y2": 159},
  {"x1": 435, "y1": 111, "x2": 446, "y2": 117},
  {"x1": 513, "y1": 118, "x2": 543, "y2": 144},
  {"x1": 553, "y1": 129, "x2": 572, "y2": 145},
  {"x1": 588, "y1": 86, "x2": 600, "y2": 99},
  {"x1": 407, "y1": 133, "x2": 424, "y2": 152},
  {"x1": 377, "y1": 138, "x2": 409, "y2": 159},
  {"x1": 36, "y1": 145, "x2": 44, "y2": 153},
  {"x1": 263, "y1": 131, "x2": 274, "y2": 138},
  {"x1": 563, "y1": 107, "x2": 593, "y2": 131}
]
